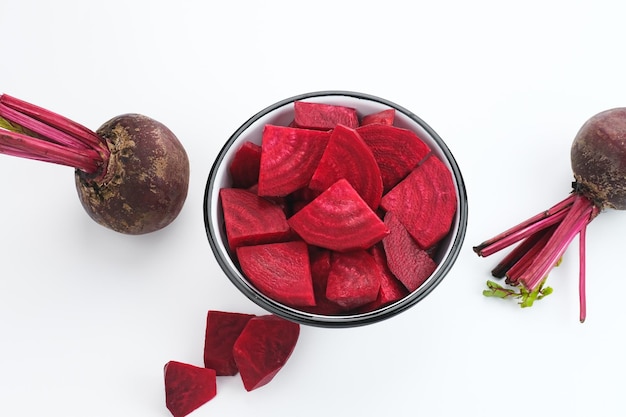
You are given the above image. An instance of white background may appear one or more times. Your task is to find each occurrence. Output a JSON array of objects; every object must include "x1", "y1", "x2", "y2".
[{"x1": 2, "y1": 1, "x2": 626, "y2": 416}]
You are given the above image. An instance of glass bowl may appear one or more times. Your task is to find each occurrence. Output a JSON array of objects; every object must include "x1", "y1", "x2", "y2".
[{"x1": 203, "y1": 91, "x2": 468, "y2": 328}]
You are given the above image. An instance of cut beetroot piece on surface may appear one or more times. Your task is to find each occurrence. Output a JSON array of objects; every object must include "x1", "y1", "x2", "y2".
[
  {"x1": 257, "y1": 125, "x2": 331, "y2": 197},
  {"x1": 229, "y1": 141, "x2": 262, "y2": 188},
  {"x1": 293, "y1": 101, "x2": 359, "y2": 130},
  {"x1": 233, "y1": 315, "x2": 300, "y2": 392},
  {"x1": 382, "y1": 212, "x2": 437, "y2": 292},
  {"x1": 361, "y1": 108, "x2": 396, "y2": 126},
  {"x1": 164, "y1": 361, "x2": 217, "y2": 417},
  {"x1": 380, "y1": 155, "x2": 457, "y2": 249},
  {"x1": 203, "y1": 310, "x2": 256, "y2": 376},
  {"x1": 309, "y1": 124, "x2": 383, "y2": 209},
  {"x1": 357, "y1": 123, "x2": 431, "y2": 193},
  {"x1": 325, "y1": 250, "x2": 382, "y2": 311},
  {"x1": 288, "y1": 179, "x2": 389, "y2": 252},
  {"x1": 236, "y1": 241, "x2": 316, "y2": 307},
  {"x1": 219, "y1": 188, "x2": 291, "y2": 250}
]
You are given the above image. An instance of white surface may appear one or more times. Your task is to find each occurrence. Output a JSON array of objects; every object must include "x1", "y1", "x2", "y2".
[{"x1": 1, "y1": 1, "x2": 625, "y2": 416}]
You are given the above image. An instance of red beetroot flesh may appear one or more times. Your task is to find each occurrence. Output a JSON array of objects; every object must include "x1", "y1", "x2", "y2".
[
  {"x1": 164, "y1": 361, "x2": 217, "y2": 417},
  {"x1": 309, "y1": 124, "x2": 383, "y2": 209},
  {"x1": 288, "y1": 179, "x2": 389, "y2": 252},
  {"x1": 301, "y1": 247, "x2": 345, "y2": 315},
  {"x1": 361, "y1": 108, "x2": 396, "y2": 126},
  {"x1": 357, "y1": 123, "x2": 431, "y2": 193},
  {"x1": 203, "y1": 310, "x2": 256, "y2": 376},
  {"x1": 293, "y1": 101, "x2": 359, "y2": 130},
  {"x1": 236, "y1": 241, "x2": 316, "y2": 307},
  {"x1": 325, "y1": 250, "x2": 382, "y2": 310},
  {"x1": 257, "y1": 125, "x2": 331, "y2": 197},
  {"x1": 229, "y1": 141, "x2": 262, "y2": 188},
  {"x1": 365, "y1": 244, "x2": 410, "y2": 308},
  {"x1": 219, "y1": 188, "x2": 291, "y2": 250},
  {"x1": 381, "y1": 155, "x2": 457, "y2": 249},
  {"x1": 383, "y1": 212, "x2": 437, "y2": 292},
  {"x1": 232, "y1": 315, "x2": 300, "y2": 392}
]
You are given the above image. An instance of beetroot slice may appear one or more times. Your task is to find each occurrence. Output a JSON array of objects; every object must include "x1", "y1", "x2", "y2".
[
  {"x1": 309, "y1": 124, "x2": 383, "y2": 209},
  {"x1": 380, "y1": 155, "x2": 457, "y2": 249},
  {"x1": 229, "y1": 141, "x2": 262, "y2": 188},
  {"x1": 164, "y1": 361, "x2": 217, "y2": 417},
  {"x1": 288, "y1": 179, "x2": 389, "y2": 252},
  {"x1": 361, "y1": 108, "x2": 395, "y2": 126},
  {"x1": 257, "y1": 125, "x2": 331, "y2": 197},
  {"x1": 203, "y1": 310, "x2": 256, "y2": 376},
  {"x1": 301, "y1": 246, "x2": 345, "y2": 315},
  {"x1": 382, "y1": 211, "x2": 437, "y2": 292},
  {"x1": 325, "y1": 250, "x2": 382, "y2": 311},
  {"x1": 232, "y1": 315, "x2": 300, "y2": 392},
  {"x1": 219, "y1": 188, "x2": 291, "y2": 250},
  {"x1": 366, "y1": 244, "x2": 410, "y2": 308},
  {"x1": 293, "y1": 101, "x2": 359, "y2": 130},
  {"x1": 357, "y1": 123, "x2": 431, "y2": 193},
  {"x1": 236, "y1": 241, "x2": 316, "y2": 307}
]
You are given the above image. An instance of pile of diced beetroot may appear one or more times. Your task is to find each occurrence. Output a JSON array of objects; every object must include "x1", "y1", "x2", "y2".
[
  {"x1": 164, "y1": 310, "x2": 300, "y2": 417},
  {"x1": 220, "y1": 101, "x2": 458, "y2": 315}
]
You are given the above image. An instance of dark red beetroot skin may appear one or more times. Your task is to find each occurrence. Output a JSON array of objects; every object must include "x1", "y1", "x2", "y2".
[{"x1": 75, "y1": 114, "x2": 190, "y2": 235}]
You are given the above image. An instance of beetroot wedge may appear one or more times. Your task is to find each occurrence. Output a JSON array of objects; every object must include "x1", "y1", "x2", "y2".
[
  {"x1": 293, "y1": 101, "x2": 359, "y2": 130},
  {"x1": 203, "y1": 310, "x2": 256, "y2": 376},
  {"x1": 309, "y1": 124, "x2": 383, "y2": 209},
  {"x1": 325, "y1": 250, "x2": 382, "y2": 311},
  {"x1": 382, "y1": 211, "x2": 437, "y2": 292},
  {"x1": 236, "y1": 241, "x2": 316, "y2": 307},
  {"x1": 357, "y1": 123, "x2": 431, "y2": 193},
  {"x1": 380, "y1": 155, "x2": 457, "y2": 249},
  {"x1": 233, "y1": 315, "x2": 300, "y2": 392},
  {"x1": 229, "y1": 141, "x2": 262, "y2": 188},
  {"x1": 257, "y1": 125, "x2": 331, "y2": 197},
  {"x1": 219, "y1": 188, "x2": 291, "y2": 250},
  {"x1": 288, "y1": 179, "x2": 389, "y2": 252},
  {"x1": 361, "y1": 108, "x2": 395, "y2": 126},
  {"x1": 301, "y1": 246, "x2": 345, "y2": 315},
  {"x1": 164, "y1": 361, "x2": 217, "y2": 417},
  {"x1": 365, "y1": 243, "x2": 410, "y2": 308}
]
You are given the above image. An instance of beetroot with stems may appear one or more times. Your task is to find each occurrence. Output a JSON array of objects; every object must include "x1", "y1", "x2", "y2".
[
  {"x1": 474, "y1": 107, "x2": 626, "y2": 322},
  {"x1": 0, "y1": 94, "x2": 189, "y2": 234}
]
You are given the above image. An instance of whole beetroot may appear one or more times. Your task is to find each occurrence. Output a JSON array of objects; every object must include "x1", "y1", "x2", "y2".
[
  {"x1": 0, "y1": 94, "x2": 189, "y2": 234},
  {"x1": 474, "y1": 108, "x2": 626, "y2": 322}
]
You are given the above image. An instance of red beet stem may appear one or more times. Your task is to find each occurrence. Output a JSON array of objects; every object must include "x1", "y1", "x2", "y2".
[
  {"x1": 0, "y1": 94, "x2": 107, "y2": 174},
  {"x1": 473, "y1": 194, "x2": 576, "y2": 257},
  {"x1": 579, "y1": 223, "x2": 588, "y2": 323},
  {"x1": 518, "y1": 194, "x2": 597, "y2": 291}
]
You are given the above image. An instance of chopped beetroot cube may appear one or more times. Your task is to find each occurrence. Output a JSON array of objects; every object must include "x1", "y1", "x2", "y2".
[
  {"x1": 309, "y1": 124, "x2": 383, "y2": 210},
  {"x1": 164, "y1": 361, "x2": 217, "y2": 417},
  {"x1": 367, "y1": 244, "x2": 410, "y2": 306},
  {"x1": 219, "y1": 188, "x2": 291, "y2": 250},
  {"x1": 361, "y1": 108, "x2": 395, "y2": 126},
  {"x1": 257, "y1": 125, "x2": 331, "y2": 197},
  {"x1": 293, "y1": 101, "x2": 359, "y2": 130},
  {"x1": 288, "y1": 179, "x2": 389, "y2": 252},
  {"x1": 236, "y1": 241, "x2": 316, "y2": 307},
  {"x1": 325, "y1": 250, "x2": 382, "y2": 310},
  {"x1": 300, "y1": 246, "x2": 345, "y2": 315},
  {"x1": 380, "y1": 155, "x2": 457, "y2": 249},
  {"x1": 357, "y1": 123, "x2": 431, "y2": 193},
  {"x1": 233, "y1": 315, "x2": 300, "y2": 391},
  {"x1": 203, "y1": 310, "x2": 256, "y2": 376},
  {"x1": 228, "y1": 141, "x2": 262, "y2": 188},
  {"x1": 382, "y1": 212, "x2": 437, "y2": 292}
]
